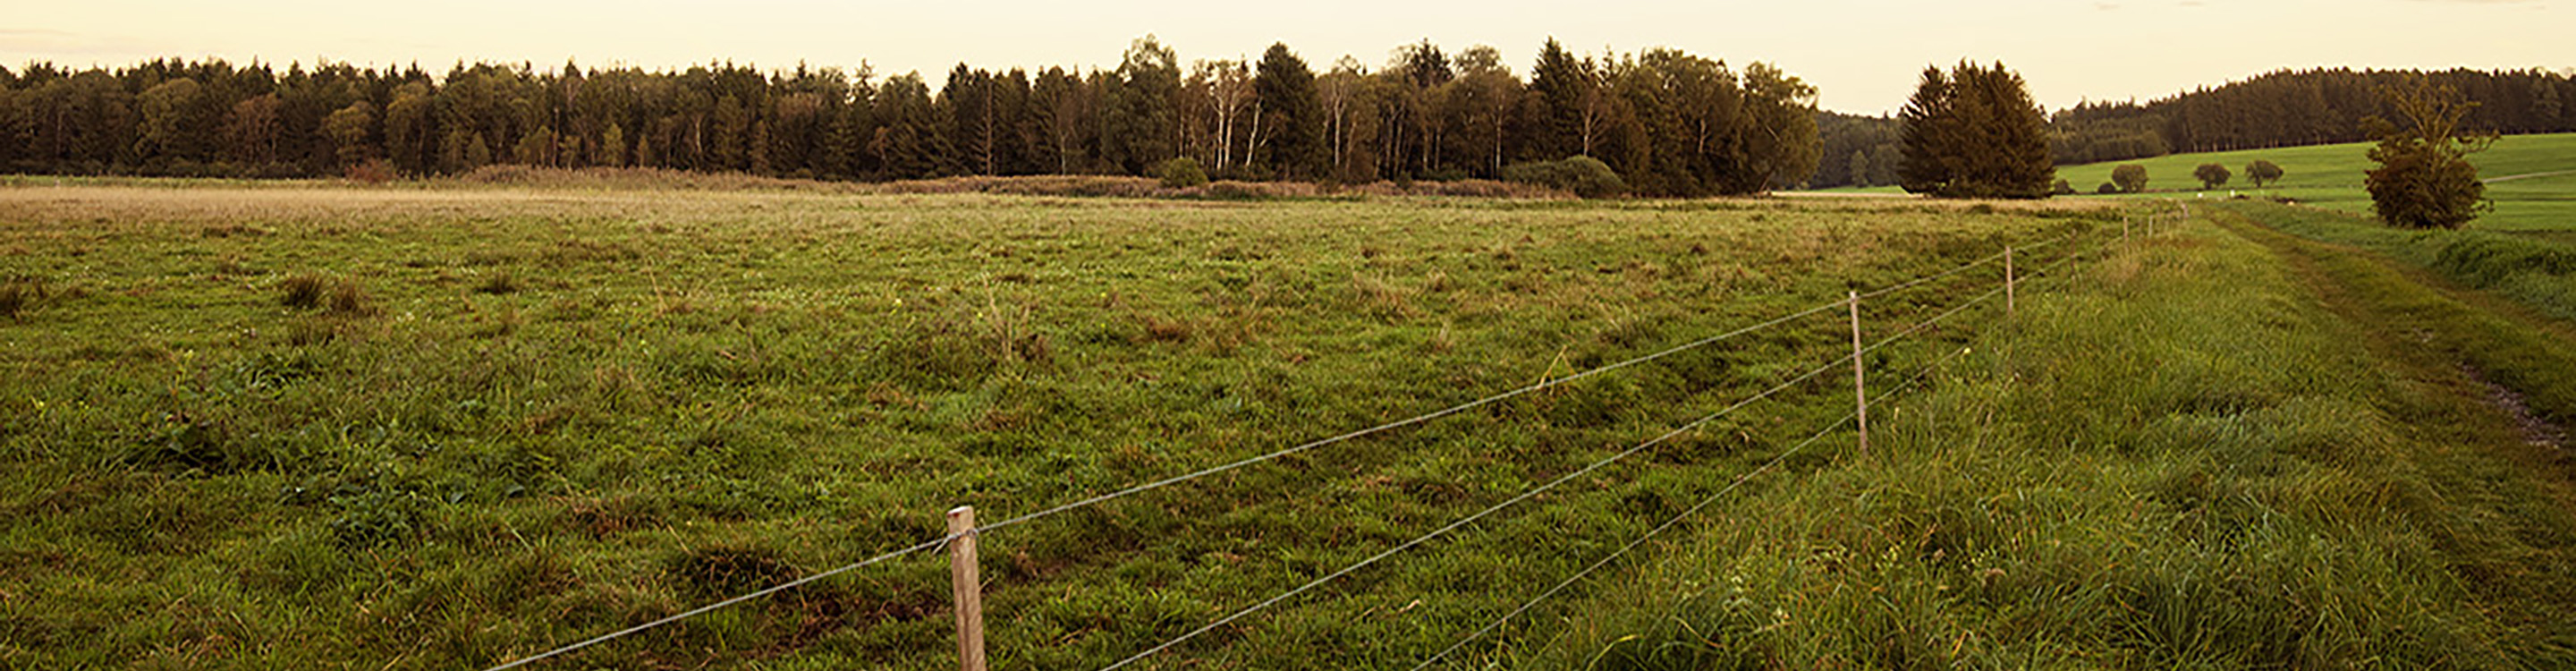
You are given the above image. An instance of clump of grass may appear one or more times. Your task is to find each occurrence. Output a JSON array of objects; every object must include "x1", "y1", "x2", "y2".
[
  {"x1": 1, "y1": 277, "x2": 47, "y2": 321},
  {"x1": 668, "y1": 546, "x2": 800, "y2": 599},
  {"x1": 1139, "y1": 314, "x2": 1194, "y2": 343},
  {"x1": 1351, "y1": 273, "x2": 1416, "y2": 318},
  {"x1": 474, "y1": 270, "x2": 521, "y2": 295},
  {"x1": 326, "y1": 282, "x2": 375, "y2": 317},
  {"x1": 277, "y1": 274, "x2": 330, "y2": 310},
  {"x1": 279, "y1": 274, "x2": 377, "y2": 317},
  {"x1": 873, "y1": 294, "x2": 1053, "y2": 388}
]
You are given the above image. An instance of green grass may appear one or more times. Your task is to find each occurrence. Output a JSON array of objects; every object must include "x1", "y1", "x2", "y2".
[
  {"x1": 1512, "y1": 206, "x2": 2576, "y2": 669},
  {"x1": 2055, "y1": 132, "x2": 2576, "y2": 234},
  {"x1": 0, "y1": 185, "x2": 2108, "y2": 668},
  {"x1": 2212, "y1": 200, "x2": 2576, "y2": 327}
]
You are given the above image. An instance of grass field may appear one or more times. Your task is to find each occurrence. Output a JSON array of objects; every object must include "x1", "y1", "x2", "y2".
[
  {"x1": 0, "y1": 186, "x2": 2103, "y2": 668},
  {"x1": 2053, "y1": 132, "x2": 2576, "y2": 234},
  {"x1": 1521, "y1": 202, "x2": 2576, "y2": 669},
  {"x1": 5, "y1": 184, "x2": 2571, "y2": 669}
]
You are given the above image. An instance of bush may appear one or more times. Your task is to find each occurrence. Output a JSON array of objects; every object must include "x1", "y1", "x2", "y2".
[
  {"x1": 344, "y1": 158, "x2": 396, "y2": 184},
  {"x1": 2246, "y1": 159, "x2": 2285, "y2": 187},
  {"x1": 2053, "y1": 178, "x2": 2076, "y2": 196},
  {"x1": 1502, "y1": 157, "x2": 1626, "y2": 199},
  {"x1": 2193, "y1": 163, "x2": 2233, "y2": 190},
  {"x1": 1157, "y1": 157, "x2": 1209, "y2": 189},
  {"x1": 2112, "y1": 164, "x2": 2149, "y2": 193},
  {"x1": 2097, "y1": 183, "x2": 2121, "y2": 195}
]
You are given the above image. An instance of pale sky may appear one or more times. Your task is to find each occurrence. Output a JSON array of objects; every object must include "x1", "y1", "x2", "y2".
[{"x1": 2, "y1": 0, "x2": 2566, "y2": 115}]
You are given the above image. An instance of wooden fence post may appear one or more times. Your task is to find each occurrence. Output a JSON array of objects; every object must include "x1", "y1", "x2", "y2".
[
  {"x1": 1848, "y1": 291, "x2": 1868, "y2": 456},
  {"x1": 2004, "y1": 246, "x2": 2015, "y2": 316},
  {"x1": 947, "y1": 506, "x2": 987, "y2": 671}
]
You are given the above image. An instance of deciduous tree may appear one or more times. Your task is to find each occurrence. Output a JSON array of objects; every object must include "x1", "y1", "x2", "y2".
[
  {"x1": 2244, "y1": 158, "x2": 2284, "y2": 187},
  {"x1": 2192, "y1": 162, "x2": 2230, "y2": 190},
  {"x1": 2365, "y1": 78, "x2": 2492, "y2": 229},
  {"x1": 2112, "y1": 164, "x2": 2148, "y2": 193}
]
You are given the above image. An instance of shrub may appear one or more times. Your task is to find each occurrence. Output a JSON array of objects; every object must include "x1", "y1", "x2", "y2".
[
  {"x1": 2193, "y1": 163, "x2": 2233, "y2": 190},
  {"x1": 1503, "y1": 157, "x2": 1627, "y2": 199},
  {"x1": 2246, "y1": 159, "x2": 2285, "y2": 187},
  {"x1": 2053, "y1": 178, "x2": 2076, "y2": 196},
  {"x1": 344, "y1": 158, "x2": 396, "y2": 184},
  {"x1": 2112, "y1": 164, "x2": 2149, "y2": 193},
  {"x1": 1157, "y1": 157, "x2": 1209, "y2": 189},
  {"x1": 2097, "y1": 183, "x2": 2121, "y2": 195}
]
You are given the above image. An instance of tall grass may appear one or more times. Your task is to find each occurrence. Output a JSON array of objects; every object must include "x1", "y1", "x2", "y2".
[
  {"x1": 1507, "y1": 216, "x2": 2576, "y2": 669},
  {"x1": 2224, "y1": 200, "x2": 2576, "y2": 327}
]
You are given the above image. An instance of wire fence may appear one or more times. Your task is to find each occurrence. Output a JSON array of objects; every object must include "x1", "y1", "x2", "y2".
[
  {"x1": 1409, "y1": 344, "x2": 1975, "y2": 670},
  {"x1": 1104, "y1": 261, "x2": 2022, "y2": 670},
  {"x1": 483, "y1": 213, "x2": 2164, "y2": 671}
]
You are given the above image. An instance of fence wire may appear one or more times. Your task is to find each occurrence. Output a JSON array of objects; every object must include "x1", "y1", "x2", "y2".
[
  {"x1": 479, "y1": 231, "x2": 2106, "y2": 670},
  {"x1": 1100, "y1": 280, "x2": 2010, "y2": 670},
  {"x1": 1408, "y1": 344, "x2": 1976, "y2": 670}
]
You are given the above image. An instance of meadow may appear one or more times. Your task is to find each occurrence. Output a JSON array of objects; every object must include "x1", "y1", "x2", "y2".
[
  {"x1": 1521, "y1": 199, "x2": 2576, "y2": 669},
  {"x1": 7, "y1": 183, "x2": 2572, "y2": 669},
  {"x1": 2051, "y1": 132, "x2": 2576, "y2": 236},
  {"x1": 0, "y1": 186, "x2": 2101, "y2": 668}
]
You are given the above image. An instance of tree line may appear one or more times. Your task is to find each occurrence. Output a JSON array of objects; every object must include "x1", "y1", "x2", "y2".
[
  {"x1": 0, "y1": 37, "x2": 1823, "y2": 196},
  {"x1": 1812, "y1": 67, "x2": 2575, "y2": 189}
]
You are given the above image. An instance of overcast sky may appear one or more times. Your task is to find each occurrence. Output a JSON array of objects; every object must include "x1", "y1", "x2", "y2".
[{"x1": 2, "y1": 0, "x2": 2565, "y2": 115}]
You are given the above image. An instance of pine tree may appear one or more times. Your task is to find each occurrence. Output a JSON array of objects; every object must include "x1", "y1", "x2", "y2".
[
  {"x1": 600, "y1": 123, "x2": 625, "y2": 167},
  {"x1": 1253, "y1": 43, "x2": 1325, "y2": 180},
  {"x1": 1105, "y1": 36, "x2": 1179, "y2": 174},
  {"x1": 1526, "y1": 38, "x2": 1589, "y2": 161},
  {"x1": 1898, "y1": 62, "x2": 2053, "y2": 199}
]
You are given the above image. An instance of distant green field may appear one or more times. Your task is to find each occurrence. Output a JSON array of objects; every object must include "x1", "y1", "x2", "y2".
[{"x1": 2055, "y1": 132, "x2": 2576, "y2": 234}]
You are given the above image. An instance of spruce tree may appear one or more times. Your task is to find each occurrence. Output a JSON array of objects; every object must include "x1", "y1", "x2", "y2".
[
  {"x1": 1253, "y1": 43, "x2": 1326, "y2": 180},
  {"x1": 1526, "y1": 38, "x2": 1589, "y2": 161},
  {"x1": 1898, "y1": 62, "x2": 2054, "y2": 199}
]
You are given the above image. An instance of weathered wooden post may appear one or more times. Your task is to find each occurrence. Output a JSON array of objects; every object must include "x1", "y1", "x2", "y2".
[
  {"x1": 2004, "y1": 246, "x2": 2016, "y2": 316},
  {"x1": 947, "y1": 506, "x2": 987, "y2": 671},
  {"x1": 1848, "y1": 291, "x2": 1868, "y2": 456}
]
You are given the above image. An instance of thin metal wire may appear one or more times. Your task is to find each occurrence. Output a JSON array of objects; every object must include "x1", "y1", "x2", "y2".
[
  {"x1": 1104, "y1": 268, "x2": 2022, "y2": 670},
  {"x1": 1407, "y1": 345, "x2": 1973, "y2": 670},
  {"x1": 479, "y1": 239, "x2": 2059, "y2": 671},
  {"x1": 984, "y1": 237, "x2": 2056, "y2": 539},
  {"x1": 1098, "y1": 292, "x2": 1997, "y2": 671},
  {"x1": 1097, "y1": 351, "x2": 1861, "y2": 671},
  {"x1": 967, "y1": 297, "x2": 1850, "y2": 539},
  {"x1": 480, "y1": 290, "x2": 1851, "y2": 671},
  {"x1": 482, "y1": 533, "x2": 959, "y2": 671},
  {"x1": 1856, "y1": 248, "x2": 2009, "y2": 300}
]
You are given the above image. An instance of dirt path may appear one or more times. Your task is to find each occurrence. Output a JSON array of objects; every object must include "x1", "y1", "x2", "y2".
[
  {"x1": 2209, "y1": 205, "x2": 2576, "y2": 462},
  {"x1": 2487, "y1": 169, "x2": 2576, "y2": 184}
]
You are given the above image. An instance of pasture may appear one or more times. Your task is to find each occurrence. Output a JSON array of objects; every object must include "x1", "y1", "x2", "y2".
[
  {"x1": 0, "y1": 186, "x2": 2093, "y2": 668},
  {"x1": 2053, "y1": 132, "x2": 2576, "y2": 235},
  {"x1": 6, "y1": 184, "x2": 2572, "y2": 669}
]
